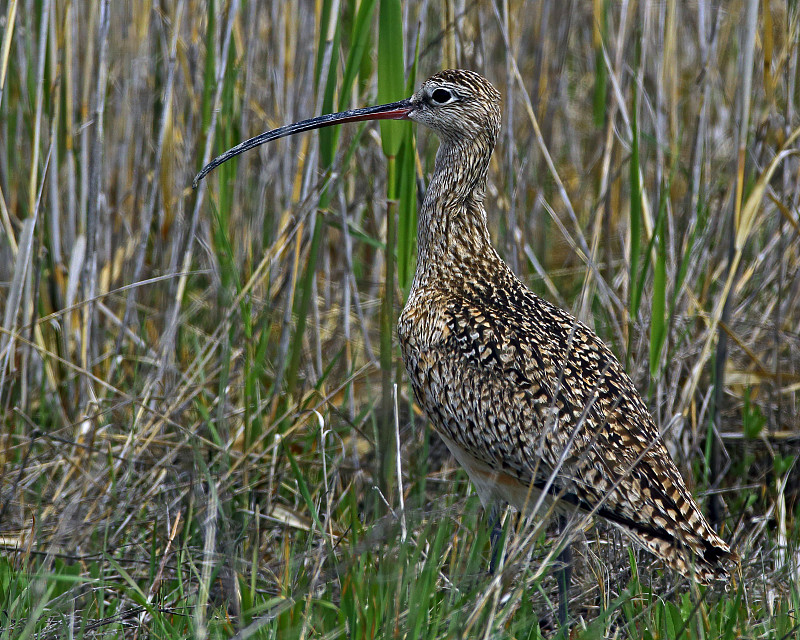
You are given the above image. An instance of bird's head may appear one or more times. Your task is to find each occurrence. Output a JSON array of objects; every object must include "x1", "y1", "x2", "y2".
[
  {"x1": 193, "y1": 69, "x2": 502, "y2": 188},
  {"x1": 407, "y1": 69, "x2": 501, "y2": 145}
]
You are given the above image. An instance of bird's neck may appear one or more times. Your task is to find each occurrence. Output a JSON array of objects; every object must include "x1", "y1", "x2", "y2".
[{"x1": 414, "y1": 138, "x2": 496, "y2": 283}]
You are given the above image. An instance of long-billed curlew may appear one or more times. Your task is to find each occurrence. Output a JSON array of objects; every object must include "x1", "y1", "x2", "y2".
[{"x1": 194, "y1": 69, "x2": 736, "y2": 623}]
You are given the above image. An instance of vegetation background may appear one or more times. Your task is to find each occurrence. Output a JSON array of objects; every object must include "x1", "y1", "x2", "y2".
[{"x1": 0, "y1": 0, "x2": 798, "y2": 637}]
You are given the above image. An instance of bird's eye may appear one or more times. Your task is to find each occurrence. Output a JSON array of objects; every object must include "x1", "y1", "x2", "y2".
[{"x1": 431, "y1": 88, "x2": 454, "y2": 104}]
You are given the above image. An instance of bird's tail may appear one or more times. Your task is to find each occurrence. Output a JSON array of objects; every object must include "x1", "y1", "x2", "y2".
[{"x1": 622, "y1": 525, "x2": 738, "y2": 585}]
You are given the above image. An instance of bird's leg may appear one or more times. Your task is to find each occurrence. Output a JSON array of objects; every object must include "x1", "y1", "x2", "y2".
[
  {"x1": 555, "y1": 515, "x2": 572, "y2": 632},
  {"x1": 487, "y1": 502, "x2": 504, "y2": 574}
]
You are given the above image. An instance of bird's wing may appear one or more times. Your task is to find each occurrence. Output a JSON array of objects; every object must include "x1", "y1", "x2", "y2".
[{"x1": 402, "y1": 284, "x2": 734, "y2": 580}]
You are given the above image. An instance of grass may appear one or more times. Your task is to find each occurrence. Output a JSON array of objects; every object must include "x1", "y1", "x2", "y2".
[{"x1": 1, "y1": 0, "x2": 800, "y2": 637}]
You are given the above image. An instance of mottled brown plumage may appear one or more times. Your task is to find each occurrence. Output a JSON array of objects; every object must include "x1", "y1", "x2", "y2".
[
  {"x1": 194, "y1": 68, "x2": 736, "y2": 585},
  {"x1": 397, "y1": 70, "x2": 735, "y2": 583}
]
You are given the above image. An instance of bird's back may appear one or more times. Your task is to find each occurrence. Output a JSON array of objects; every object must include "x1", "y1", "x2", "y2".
[{"x1": 398, "y1": 247, "x2": 735, "y2": 583}]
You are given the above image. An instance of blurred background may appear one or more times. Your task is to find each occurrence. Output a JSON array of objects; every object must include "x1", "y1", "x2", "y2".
[{"x1": 1, "y1": 0, "x2": 799, "y2": 637}]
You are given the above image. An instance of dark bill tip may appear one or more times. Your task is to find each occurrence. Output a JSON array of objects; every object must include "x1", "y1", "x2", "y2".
[{"x1": 192, "y1": 99, "x2": 413, "y2": 189}]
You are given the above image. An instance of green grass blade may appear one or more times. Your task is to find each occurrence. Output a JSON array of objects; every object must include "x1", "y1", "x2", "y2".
[
  {"x1": 340, "y1": 0, "x2": 378, "y2": 109},
  {"x1": 376, "y1": 0, "x2": 406, "y2": 499},
  {"x1": 397, "y1": 29, "x2": 420, "y2": 294},
  {"x1": 649, "y1": 189, "x2": 667, "y2": 378},
  {"x1": 377, "y1": 0, "x2": 404, "y2": 158},
  {"x1": 15, "y1": 580, "x2": 56, "y2": 640},
  {"x1": 318, "y1": 2, "x2": 342, "y2": 170},
  {"x1": 285, "y1": 443, "x2": 327, "y2": 538},
  {"x1": 628, "y1": 64, "x2": 642, "y2": 321},
  {"x1": 285, "y1": 3, "x2": 341, "y2": 399}
]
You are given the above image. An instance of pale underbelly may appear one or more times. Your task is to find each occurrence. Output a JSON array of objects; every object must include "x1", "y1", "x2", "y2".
[{"x1": 437, "y1": 431, "x2": 573, "y2": 520}]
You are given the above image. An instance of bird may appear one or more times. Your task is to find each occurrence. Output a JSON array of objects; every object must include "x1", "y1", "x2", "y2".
[{"x1": 194, "y1": 68, "x2": 736, "y2": 623}]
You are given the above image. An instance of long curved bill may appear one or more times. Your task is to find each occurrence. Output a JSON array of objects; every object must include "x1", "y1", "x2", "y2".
[{"x1": 193, "y1": 99, "x2": 414, "y2": 188}]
